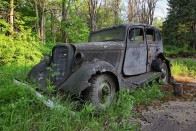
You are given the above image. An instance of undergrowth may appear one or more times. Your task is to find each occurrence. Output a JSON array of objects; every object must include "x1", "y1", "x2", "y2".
[
  {"x1": 171, "y1": 58, "x2": 196, "y2": 78},
  {"x1": 0, "y1": 65, "x2": 164, "y2": 130},
  {"x1": 164, "y1": 44, "x2": 196, "y2": 56}
]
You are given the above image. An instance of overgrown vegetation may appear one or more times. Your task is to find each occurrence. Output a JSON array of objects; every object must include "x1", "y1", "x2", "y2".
[
  {"x1": 164, "y1": 44, "x2": 196, "y2": 57},
  {"x1": 171, "y1": 58, "x2": 196, "y2": 78},
  {"x1": 0, "y1": 64, "x2": 164, "y2": 130}
]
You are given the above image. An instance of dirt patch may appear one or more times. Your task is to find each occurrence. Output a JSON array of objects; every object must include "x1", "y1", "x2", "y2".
[
  {"x1": 131, "y1": 83, "x2": 196, "y2": 131},
  {"x1": 140, "y1": 101, "x2": 196, "y2": 131},
  {"x1": 173, "y1": 75, "x2": 196, "y2": 83},
  {"x1": 161, "y1": 84, "x2": 196, "y2": 101}
]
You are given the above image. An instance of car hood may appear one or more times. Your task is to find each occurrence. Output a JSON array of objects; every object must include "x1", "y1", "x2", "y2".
[{"x1": 71, "y1": 41, "x2": 125, "y2": 51}]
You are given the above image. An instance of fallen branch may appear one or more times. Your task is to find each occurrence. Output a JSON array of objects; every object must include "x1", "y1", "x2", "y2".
[{"x1": 13, "y1": 79, "x2": 75, "y2": 116}]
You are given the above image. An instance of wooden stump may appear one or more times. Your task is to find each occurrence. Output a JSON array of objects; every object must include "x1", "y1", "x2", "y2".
[{"x1": 173, "y1": 83, "x2": 183, "y2": 96}]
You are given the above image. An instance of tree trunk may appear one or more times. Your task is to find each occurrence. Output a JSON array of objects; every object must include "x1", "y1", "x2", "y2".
[
  {"x1": 192, "y1": 22, "x2": 196, "y2": 50},
  {"x1": 51, "y1": 10, "x2": 56, "y2": 43},
  {"x1": 114, "y1": 0, "x2": 120, "y2": 25},
  {"x1": 62, "y1": 0, "x2": 67, "y2": 43},
  {"x1": 34, "y1": 0, "x2": 40, "y2": 36},
  {"x1": 147, "y1": 0, "x2": 158, "y2": 25},
  {"x1": 88, "y1": 0, "x2": 97, "y2": 31},
  {"x1": 10, "y1": 0, "x2": 14, "y2": 35},
  {"x1": 51, "y1": 11, "x2": 54, "y2": 42},
  {"x1": 128, "y1": 0, "x2": 138, "y2": 22},
  {"x1": 61, "y1": 0, "x2": 71, "y2": 43},
  {"x1": 40, "y1": 0, "x2": 46, "y2": 43}
]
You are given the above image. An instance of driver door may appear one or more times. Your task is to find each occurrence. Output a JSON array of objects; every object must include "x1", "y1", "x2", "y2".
[{"x1": 123, "y1": 26, "x2": 147, "y2": 75}]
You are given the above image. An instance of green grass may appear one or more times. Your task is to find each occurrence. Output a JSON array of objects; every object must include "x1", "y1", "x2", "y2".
[
  {"x1": 170, "y1": 58, "x2": 196, "y2": 78},
  {"x1": 0, "y1": 65, "x2": 165, "y2": 131}
]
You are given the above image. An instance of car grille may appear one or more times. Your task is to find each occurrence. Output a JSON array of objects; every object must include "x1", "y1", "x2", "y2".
[{"x1": 52, "y1": 46, "x2": 68, "y2": 81}]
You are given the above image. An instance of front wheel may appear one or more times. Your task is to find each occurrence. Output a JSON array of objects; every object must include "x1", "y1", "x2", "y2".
[{"x1": 88, "y1": 74, "x2": 117, "y2": 110}]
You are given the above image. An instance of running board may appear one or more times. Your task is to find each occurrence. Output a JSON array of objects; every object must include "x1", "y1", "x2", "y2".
[{"x1": 123, "y1": 72, "x2": 162, "y2": 87}]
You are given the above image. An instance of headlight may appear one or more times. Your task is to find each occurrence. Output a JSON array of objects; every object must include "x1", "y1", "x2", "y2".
[
  {"x1": 75, "y1": 52, "x2": 84, "y2": 65},
  {"x1": 43, "y1": 55, "x2": 51, "y2": 65}
]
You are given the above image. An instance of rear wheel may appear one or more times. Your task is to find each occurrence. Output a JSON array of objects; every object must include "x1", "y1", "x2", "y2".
[
  {"x1": 88, "y1": 74, "x2": 117, "y2": 110},
  {"x1": 160, "y1": 63, "x2": 169, "y2": 84}
]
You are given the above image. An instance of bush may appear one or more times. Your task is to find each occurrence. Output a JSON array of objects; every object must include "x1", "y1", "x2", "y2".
[
  {"x1": 171, "y1": 58, "x2": 196, "y2": 77},
  {"x1": 0, "y1": 33, "x2": 43, "y2": 66}
]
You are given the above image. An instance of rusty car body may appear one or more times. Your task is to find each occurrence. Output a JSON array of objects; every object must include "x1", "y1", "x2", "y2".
[{"x1": 28, "y1": 23, "x2": 171, "y2": 109}]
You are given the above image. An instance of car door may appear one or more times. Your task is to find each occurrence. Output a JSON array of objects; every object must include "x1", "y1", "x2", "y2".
[
  {"x1": 146, "y1": 27, "x2": 160, "y2": 72},
  {"x1": 123, "y1": 26, "x2": 147, "y2": 75}
]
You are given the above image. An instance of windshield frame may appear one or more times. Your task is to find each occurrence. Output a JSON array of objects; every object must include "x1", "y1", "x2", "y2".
[{"x1": 88, "y1": 26, "x2": 127, "y2": 42}]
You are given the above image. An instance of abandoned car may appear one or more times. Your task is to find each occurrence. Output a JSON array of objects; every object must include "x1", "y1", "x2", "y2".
[{"x1": 28, "y1": 23, "x2": 171, "y2": 109}]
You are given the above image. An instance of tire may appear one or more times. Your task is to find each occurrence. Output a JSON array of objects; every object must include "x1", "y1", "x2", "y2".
[
  {"x1": 88, "y1": 74, "x2": 117, "y2": 110},
  {"x1": 160, "y1": 63, "x2": 169, "y2": 84},
  {"x1": 151, "y1": 59, "x2": 162, "y2": 71}
]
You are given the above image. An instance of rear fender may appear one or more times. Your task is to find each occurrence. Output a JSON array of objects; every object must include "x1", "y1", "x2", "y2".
[
  {"x1": 157, "y1": 53, "x2": 171, "y2": 78},
  {"x1": 59, "y1": 61, "x2": 119, "y2": 94}
]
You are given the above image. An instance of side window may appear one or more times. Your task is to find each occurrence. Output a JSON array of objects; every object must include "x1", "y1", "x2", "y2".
[
  {"x1": 129, "y1": 28, "x2": 144, "y2": 42},
  {"x1": 146, "y1": 28, "x2": 155, "y2": 42},
  {"x1": 155, "y1": 30, "x2": 161, "y2": 41}
]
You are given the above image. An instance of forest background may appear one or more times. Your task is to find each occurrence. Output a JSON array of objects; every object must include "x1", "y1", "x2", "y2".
[{"x1": 0, "y1": 0, "x2": 195, "y2": 66}]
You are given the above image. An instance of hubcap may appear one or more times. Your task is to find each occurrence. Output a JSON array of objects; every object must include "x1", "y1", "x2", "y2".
[
  {"x1": 98, "y1": 81, "x2": 111, "y2": 106},
  {"x1": 161, "y1": 65, "x2": 167, "y2": 82}
]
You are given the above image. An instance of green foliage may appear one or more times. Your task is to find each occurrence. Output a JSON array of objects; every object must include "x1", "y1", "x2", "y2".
[
  {"x1": 40, "y1": 42, "x2": 56, "y2": 55},
  {"x1": 162, "y1": 0, "x2": 196, "y2": 49},
  {"x1": 131, "y1": 83, "x2": 164, "y2": 105},
  {"x1": 64, "y1": 15, "x2": 90, "y2": 43},
  {"x1": 153, "y1": 17, "x2": 164, "y2": 30},
  {"x1": 0, "y1": 33, "x2": 43, "y2": 66},
  {"x1": 163, "y1": 44, "x2": 182, "y2": 56},
  {"x1": 171, "y1": 58, "x2": 196, "y2": 77},
  {"x1": 0, "y1": 20, "x2": 10, "y2": 34}
]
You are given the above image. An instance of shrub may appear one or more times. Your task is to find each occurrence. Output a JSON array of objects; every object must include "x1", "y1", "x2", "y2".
[{"x1": 0, "y1": 33, "x2": 43, "y2": 66}]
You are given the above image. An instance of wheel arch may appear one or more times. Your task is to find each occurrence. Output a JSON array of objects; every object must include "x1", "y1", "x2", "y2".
[
  {"x1": 59, "y1": 61, "x2": 120, "y2": 94},
  {"x1": 157, "y1": 53, "x2": 171, "y2": 78}
]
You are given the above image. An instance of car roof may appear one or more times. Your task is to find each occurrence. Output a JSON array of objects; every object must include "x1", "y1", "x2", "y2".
[{"x1": 91, "y1": 23, "x2": 157, "y2": 34}]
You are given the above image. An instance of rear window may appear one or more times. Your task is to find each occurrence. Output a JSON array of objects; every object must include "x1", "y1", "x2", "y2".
[
  {"x1": 129, "y1": 28, "x2": 144, "y2": 41},
  {"x1": 146, "y1": 29, "x2": 155, "y2": 42}
]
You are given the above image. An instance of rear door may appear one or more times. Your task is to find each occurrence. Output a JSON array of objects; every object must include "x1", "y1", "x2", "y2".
[
  {"x1": 123, "y1": 26, "x2": 147, "y2": 75},
  {"x1": 146, "y1": 27, "x2": 161, "y2": 71}
]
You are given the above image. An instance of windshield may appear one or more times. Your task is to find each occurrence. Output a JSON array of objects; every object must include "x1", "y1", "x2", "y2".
[{"x1": 89, "y1": 27, "x2": 126, "y2": 42}]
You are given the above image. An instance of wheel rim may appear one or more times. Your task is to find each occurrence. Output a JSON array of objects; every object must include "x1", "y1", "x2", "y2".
[{"x1": 98, "y1": 80, "x2": 112, "y2": 107}]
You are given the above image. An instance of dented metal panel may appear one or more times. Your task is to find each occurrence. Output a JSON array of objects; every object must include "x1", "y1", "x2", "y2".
[
  {"x1": 71, "y1": 41, "x2": 125, "y2": 73},
  {"x1": 71, "y1": 41, "x2": 125, "y2": 51},
  {"x1": 59, "y1": 61, "x2": 119, "y2": 94},
  {"x1": 146, "y1": 28, "x2": 163, "y2": 72},
  {"x1": 123, "y1": 26, "x2": 147, "y2": 75}
]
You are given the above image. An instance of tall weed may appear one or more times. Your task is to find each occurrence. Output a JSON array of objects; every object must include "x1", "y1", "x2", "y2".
[{"x1": 171, "y1": 58, "x2": 196, "y2": 78}]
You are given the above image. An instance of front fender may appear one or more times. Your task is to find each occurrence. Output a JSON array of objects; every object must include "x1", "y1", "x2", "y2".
[{"x1": 59, "y1": 61, "x2": 118, "y2": 94}]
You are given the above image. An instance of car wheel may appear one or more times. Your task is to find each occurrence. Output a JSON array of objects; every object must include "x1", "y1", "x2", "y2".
[
  {"x1": 89, "y1": 74, "x2": 117, "y2": 110},
  {"x1": 160, "y1": 63, "x2": 169, "y2": 84}
]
